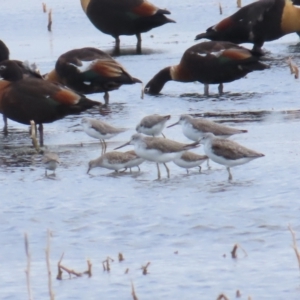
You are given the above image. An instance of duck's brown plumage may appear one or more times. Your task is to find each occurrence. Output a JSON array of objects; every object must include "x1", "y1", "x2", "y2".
[
  {"x1": 144, "y1": 41, "x2": 269, "y2": 95},
  {"x1": 0, "y1": 60, "x2": 99, "y2": 145},
  {"x1": 195, "y1": 0, "x2": 300, "y2": 52},
  {"x1": 80, "y1": 0, "x2": 175, "y2": 53},
  {"x1": 45, "y1": 47, "x2": 141, "y2": 104}
]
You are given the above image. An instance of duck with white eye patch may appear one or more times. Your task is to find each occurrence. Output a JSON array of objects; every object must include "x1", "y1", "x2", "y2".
[
  {"x1": 44, "y1": 47, "x2": 142, "y2": 105},
  {"x1": 200, "y1": 132, "x2": 264, "y2": 181},
  {"x1": 114, "y1": 133, "x2": 199, "y2": 179},
  {"x1": 144, "y1": 41, "x2": 269, "y2": 96}
]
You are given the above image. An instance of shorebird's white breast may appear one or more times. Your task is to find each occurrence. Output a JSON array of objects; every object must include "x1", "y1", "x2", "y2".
[
  {"x1": 182, "y1": 122, "x2": 202, "y2": 141},
  {"x1": 204, "y1": 142, "x2": 257, "y2": 168},
  {"x1": 137, "y1": 123, "x2": 164, "y2": 137},
  {"x1": 101, "y1": 158, "x2": 127, "y2": 171},
  {"x1": 173, "y1": 157, "x2": 206, "y2": 169},
  {"x1": 44, "y1": 161, "x2": 58, "y2": 171},
  {"x1": 134, "y1": 144, "x2": 183, "y2": 163},
  {"x1": 124, "y1": 157, "x2": 145, "y2": 168},
  {"x1": 82, "y1": 122, "x2": 115, "y2": 140}
]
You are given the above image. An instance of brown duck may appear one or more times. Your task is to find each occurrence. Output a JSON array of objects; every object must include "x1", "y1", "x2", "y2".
[
  {"x1": 144, "y1": 41, "x2": 269, "y2": 96},
  {"x1": 80, "y1": 0, "x2": 175, "y2": 54},
  {"x1": 195, "y1": 0, "x2": 300, "y2": 53},
  {"x1": 0, "y1": 60, "x2": 100, "y2": 146},
  {"x1": 45, "y1": 47, "x2": 142, "y2": 105}
]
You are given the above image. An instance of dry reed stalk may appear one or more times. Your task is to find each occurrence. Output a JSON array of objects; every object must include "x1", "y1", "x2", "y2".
[
  {"x1": 237, "y1": 0, "x2": 242, "y2": 8},
  {"x1": 42, "y1": 3, "x2": 47, "y2": 13},
  {"x1": 141, "y1": 262, "x2": 150, "y2": 275},
  {"x1": 24, "y1": 233, "x2": 33, "y2": 300},
  {"x1": 48, "y1": 10, "x2": 52, "y2": 32},
  {"x1": 30, "y1": 120, "x2": 40, "y2": 152},
  {"x1": 141, "y1": 82, "x2": 144, "y2": 99},
  {"x1": 231, "y1": 243, "x2": 248, "y2": 258},
  {"x1": 45, "y1": 230, "x2": 55, "y2": 300},
  {"x1": 219, "y1": 3, "x2": 223, "y2": 15},
  {"x1": 56, "y1": 253, "x2": 82, "y2": 279},
  {"x1": 288, "y1": 224, "x2": 300, "y2": 270},
  {"x1": 131, "y1": 281, "x2": 138, "y2": 300},
  {"x1": 118, "y1": 253, "x2": 124, "y2": 262},
  {"x1": 102, "y1": 257, "x2": 114, "y2": 272},
  {"x1": 84, "y1": 260, "x2": 92, "y2": 277},
  {"x1": 287, "y1": 57, "x2": 299, "y2": 79},
  {"x1": 216, "y1": 294, "x2": 230, "y2": 300}
]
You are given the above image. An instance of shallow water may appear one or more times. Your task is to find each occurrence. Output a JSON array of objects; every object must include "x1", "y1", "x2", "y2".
[{"x1": 1, "y1": 0, "x2": 300, "y2": 299}]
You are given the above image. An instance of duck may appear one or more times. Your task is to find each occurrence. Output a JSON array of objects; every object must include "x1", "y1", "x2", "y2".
[
  {"x1": 195, "y1": 0, "x2": 300, "y2": 53},
  {"x1": 0, "y1": 40, "x2": 41, "y2": 79},
  {"x1": 144, "y1": 41, "x2": 269, "y2": 96},
  {"x1": 80, "y1": 0, "x2": 175, "y2": 54},
  {"x1": 0, "y1": 60, "x2": 100, "y2": 146},
  {"x1": 0, "y1": 40, "x2": 42, "y2": 133},
  {"x1": 45, "y1": 47, "x2": 142, "y2": 105}
]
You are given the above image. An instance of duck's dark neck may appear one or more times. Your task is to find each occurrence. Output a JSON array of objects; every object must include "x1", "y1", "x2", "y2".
[
  {"x1": 0, "y1": 41, "x2": 9, "y2": 62},
  {"x1": 146, "y1": 67, "x2": 172, "y2": 94},
  {"x1": 1, "y1": 62, "x2": 24, "y2": 81}
]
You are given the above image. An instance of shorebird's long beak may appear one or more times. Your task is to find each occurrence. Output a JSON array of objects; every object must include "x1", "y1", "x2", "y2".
[
  {"x1": 167, "y1": 121, "x2": 179, "y2": 128},
  {"x1": 114, "y1": 141, "x2": 131, "y2": 150},
  {"x1": 69, "y1": 123, "x2": 81, "y2": 128}
]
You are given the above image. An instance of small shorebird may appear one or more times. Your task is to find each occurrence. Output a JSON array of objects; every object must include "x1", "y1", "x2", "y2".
[
  {"x1": 87, "y1": 151, "x2": 142, "y2": 174},
  {"x1": 81, "y1": 117, "x2": 126, "y2": 154},
  {"x1": 43, "y1": 152, "x2": 60, "y2": 176},
  {"x1": 173, "y1": 151, "x2": 208, "y2": 174},
  {"x1": 123, "y1": 150, "x2": 145, "y2": 172},
  {"x1": 114, "y1": 133, "x2": 199, "y2": 179},
  {"x1": 201, "y1": 133, "x2": 264, "y2": 180},
  {"x1": 136, "y1": 114, "x2": 170, "y2": 137},
  {"x1": 167, "y1": 114, "x2": 247, "y2": 141}
]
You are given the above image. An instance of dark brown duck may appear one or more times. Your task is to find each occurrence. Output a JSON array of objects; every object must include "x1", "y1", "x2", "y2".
[
  {"x1": 80, "y1": 0, "x2": 175, "y2": 54},
  {"x1": 45, "y1": 47, "x2": 142, "y2": 105},
  {"x1": 0, "y1": 60, "x2": 100, "y2": 146},
  {"x1": 144, "y1": 41, "x2": 269, "y2": 96}
]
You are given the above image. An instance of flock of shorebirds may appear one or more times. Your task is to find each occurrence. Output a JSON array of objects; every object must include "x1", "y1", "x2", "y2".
[{"x1": 3, "y1": 0, "x2": 300, "y2": 180}]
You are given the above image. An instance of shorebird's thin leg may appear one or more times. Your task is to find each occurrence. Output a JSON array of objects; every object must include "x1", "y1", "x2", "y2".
[
  {"x1": 136, "y1": 33, "x2": 142, "y2": 54},
  {"x1": 161, "y1": 132, "x2": 166, "y2": 138},
  {"x1": 38, "y1": 124, "x2": 43, "y2": 147},
  {"x1": 3, "y1": 115, "x2": 8, "y2": 135},
  {"x1": 130, "y1": 168, "x2": 132, "y2": 173},
  {"x1": 186, "y1": 169, "x2": 189, "y2": 174},
  {"x1": 207, "y1": 159, "x2": 211, "y2": 169},
  {"x1": 227, "y1": 167, "x2": 233, "y2": 181},
  {"x1": 163, "y1": 163, "x2": 170, "y2": 178},
  {"x1": 137, "y1": 166, "x2": 140, "y2": 172},
  {"x1": 104, "y1": 92, "x2": 109, "y2": 105},
  {"x1": 156, "y1": 163, "x2": 161, "y2": 179},
  {"x1": 45, "y1": 170, "x2": 47, "y2": 176},
  {"x1": 120, "y1": 168, "x2": 127, "y2": 173},
  {"x1": 100, "y1": 140, "x2": 104, "y2": 155},
  {"x1": 204, "y1": 84, "x2": 209, "y2": 96},
  {"x1": 198, "y1": 166, "x2": 202, "y2": 173},
  {"x1": 218, "y1": 83, "x2": 224, "y2": 95},
  {"x1": 104, "y1": 140, "x2": 107, "y2": 153}
]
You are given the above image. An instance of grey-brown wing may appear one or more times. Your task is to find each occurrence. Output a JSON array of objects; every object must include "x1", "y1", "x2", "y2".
[{"x1": 211, "y1": 139, "x2": 263, "y2": 160}]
